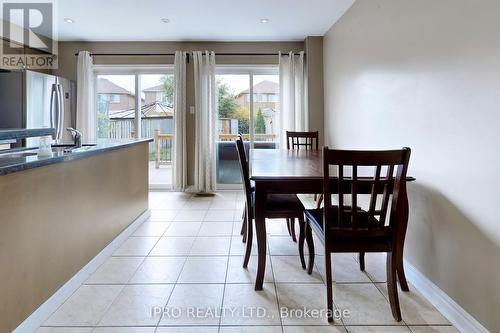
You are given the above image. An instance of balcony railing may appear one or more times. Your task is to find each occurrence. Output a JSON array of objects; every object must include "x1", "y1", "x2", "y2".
[{"x1": 218, "y1": 133, "x2": 277, "y2": 142}]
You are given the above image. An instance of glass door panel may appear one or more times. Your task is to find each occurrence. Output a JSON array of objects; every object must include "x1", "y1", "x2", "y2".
[
  {"x1": 252, "y1": 74, "x2": 280, "y2": 149},
  {"x1": 140, "y1": 74, "x2": 174, "y2": 189},
  {"x1": 215, "y1": 74, "x2": 250, "y2": 186},
  {"x1": 96, "y1": 75, "x2": 136, "y2": 139}
]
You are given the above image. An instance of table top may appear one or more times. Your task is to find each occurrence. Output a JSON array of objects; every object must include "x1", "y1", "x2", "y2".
[
  {"x1": 250, "y1": 148, "x2": 322, "y2": 179},
  {"x1": 250, "y1": 148, "x2": 416, "y2": 182}
]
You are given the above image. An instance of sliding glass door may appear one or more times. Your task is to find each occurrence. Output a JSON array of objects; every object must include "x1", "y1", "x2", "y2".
[
  {"x1": 215, "y1": 66, "x2": 280, "y2": 188},
  {"x1": 95, "y1": 67, "x2": 174, "y2": 190}
]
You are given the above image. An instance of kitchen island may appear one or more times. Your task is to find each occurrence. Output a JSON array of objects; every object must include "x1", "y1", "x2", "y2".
[{"x1": 0, "y1": 137, "x2": 152, "y2": 332}]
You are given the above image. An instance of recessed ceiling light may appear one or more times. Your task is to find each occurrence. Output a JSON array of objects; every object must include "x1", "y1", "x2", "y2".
[
  {"x1": 160, "y1": 18, "x2": 170, "y2": 24},
  {"x1": 260, "y1": 18, "x2": 270, "y2": 23},
  {"x1": 64, "y1": 18, "x2": 74, "y2": 24}
]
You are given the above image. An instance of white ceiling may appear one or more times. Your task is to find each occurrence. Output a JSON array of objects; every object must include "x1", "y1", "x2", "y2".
[{"x1": 55, "y1": 0, "x2": 354, "y2": 41}]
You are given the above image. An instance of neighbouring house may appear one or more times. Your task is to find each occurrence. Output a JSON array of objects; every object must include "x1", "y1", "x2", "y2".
[
  {"x1": 236, "y1": 80, "x2": 280, "y2": 136},
  {"x1": 97, "y1": 78, "x2": 139, "y2": 112}
]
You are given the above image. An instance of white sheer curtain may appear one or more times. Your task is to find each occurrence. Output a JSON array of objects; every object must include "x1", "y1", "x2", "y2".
[
  {"x1": 192, "y1": 51, "x2": 217, "y2": 193},
  {"x1": 279, "y1": 51, "x2": 307, "y2": 148},
  {"x1": 172, "y1": 51, "x2": 187, "y2": 191},
  {"x1": 76, "y1": 51, "x2": 95, "y2": 140}
]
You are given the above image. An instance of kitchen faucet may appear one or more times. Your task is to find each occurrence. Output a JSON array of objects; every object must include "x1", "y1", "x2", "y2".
[{"x1": 66, "y1": 127, "x2": 82, "y2": 148}]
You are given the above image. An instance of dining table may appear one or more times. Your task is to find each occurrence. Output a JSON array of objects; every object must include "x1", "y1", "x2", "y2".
[{"x1": 249, "y1": 148, "x2": 415, "y2": 291}]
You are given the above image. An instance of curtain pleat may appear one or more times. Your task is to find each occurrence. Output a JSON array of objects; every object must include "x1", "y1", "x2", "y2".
[
  {"x1": 279, "y1": 51, "x2": 307, "y2": 148},
  {"x1": 76, "y1": 51, "x2": 95, "y2": 140},
  {"x1": 172, "y1": 51, "x2": 187, "y2": 191},
  {"x1": 193, "y1": 51, "x2": 217, "y2": 193}
]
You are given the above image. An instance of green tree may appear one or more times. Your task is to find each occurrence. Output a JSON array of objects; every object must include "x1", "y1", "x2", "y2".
[
  {"x1": 160, "y1": 75, "x2": 175, "y2": 106},
  {"x1": 217, "y1": 80, "x2": 238, "y2": 118},
  {"x1": 255, "y1": 109, "x2": 266, "y2": 134}
]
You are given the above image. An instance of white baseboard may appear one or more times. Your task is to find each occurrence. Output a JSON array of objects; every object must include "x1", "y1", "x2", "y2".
[
  {"x1": 13, "y1": 209, "x2": 151, "y2": 333},
  {"x1": 404, "y1": 260, "x2": 490, "y2": 333}
]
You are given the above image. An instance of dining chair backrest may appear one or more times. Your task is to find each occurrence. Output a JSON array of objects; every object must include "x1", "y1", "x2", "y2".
[
  {"x1": 235, "y1": 135, "x2": 252, "y2": 200},
  {"x1": 322, "y1": 147, "x2": 411, "y2": 233},
  {"x1": 286, "y1": 131, "x2": 319, "y2": 150}
]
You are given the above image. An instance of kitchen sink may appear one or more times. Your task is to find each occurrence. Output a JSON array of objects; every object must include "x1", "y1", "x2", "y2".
[{"x1": 51, "y1": 143, "x2": 97, "y2": 148}]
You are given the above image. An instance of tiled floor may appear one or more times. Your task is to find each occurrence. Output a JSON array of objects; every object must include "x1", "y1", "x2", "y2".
[{"x1": 37, "y1": 191, "x2": 459, "y2": 333}]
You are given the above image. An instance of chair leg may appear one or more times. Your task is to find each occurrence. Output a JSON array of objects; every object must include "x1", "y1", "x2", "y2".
[
  {"x1": 397, "y1": 252, "x2": 410, "y2": 292},
  {"x1": 325, "y1": 251, "x2": 334, "y2": 323},
  {"x1": 286, "y1": 218, "x2": 292, "y2": 236},
  {"x1": 359, "y1": 252, "x2": 365, "y2": 271},
  {"x1": 386, "y1": 251, "x2": 402, "y2": 321},
  {"x1": 298, "y1": 216, "x2": 306, "y2": 269},
  {"x1": 243, "y1": 216, "x2": 253, "y2": 268},
  {"x1": 241, "y1": 208, "x2": 247, "y2": 243},
  {"x1": 289, "y1": 218, "x2": 297, "y2": 242},
  {"x1": 305, "y1": 222, "x2": 315, "y2": 275}
]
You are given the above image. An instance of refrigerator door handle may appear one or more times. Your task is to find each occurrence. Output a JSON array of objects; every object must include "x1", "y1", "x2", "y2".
[
  {"x1": 50, "y1": 83, "x2": 57, "y2": 139},
  {"x1": 57, "y1": 83, "x2": 65, "y2": 140}
]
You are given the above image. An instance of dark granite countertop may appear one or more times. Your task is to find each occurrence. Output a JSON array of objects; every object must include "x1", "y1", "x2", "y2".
[
  {"x1": 0, "y1": 128, "x2": 55, "y2": 140},
  {"x1": 0, "y1": 138, "x2": 153, "y2": 176}
]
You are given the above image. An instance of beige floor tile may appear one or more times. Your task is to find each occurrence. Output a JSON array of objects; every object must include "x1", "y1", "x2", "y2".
[
  {"x1": 268, "y1": 236, "x2": 304, "y2": 256},
  {"x1": 156, "y1": 328, "x2": 218, "y2": 333},
  {"x1": 159, "y1": 284, "x2": 225, "y2": 326},
  {"x1": 376, "y1": 283, "x2": 450, "y2": 325},
  {"x1": 362, "y1": 252, "x2": 387, "y2": 282},
  {"x1": 129, "y1": 257, "x2": 186, "y2": 283},
  {"x1": 92, "y1": 328, "x2": 156, "y2": 333},
  {"x1": 174, "y1": 210, "x2": 207, "y2": 221},
  {"x1": 210, "y1": 200, "x2": 237, "y2": 210},
  {"x1": 220, "y1": 326, "x2": 282, "y2": 333},
  {"x1": 408, "y1": 326, "x2": 459, "y2": 333},
  {"x1": 345, "y1": 326, "x2": 411, "y2": 333},
  {"x1": 315, "y1": 253, "x2": 371, "y2": 283},
  {"x1": 226, "y1": 255, "x2": 274, "y2": 283},
  {"x1": 177, "y1": 256, "x2": 228, "y2": 283},
  {"x1": 98, "y1": 284, "x2": 174, "y2": 326},
  {"x1": 229, "y1": 235, "x2": 260, "y2": 256},
  {"x1": 37, "y1": 328, "x2": 92, "y2": 333},
  {"x1": 150, "y1": 237, "x2": 196, "y2": 256},
  {"x1": 86, "y1": 257, "x2": 144, "y2": 284},
  {"x1": 133, "y1": 222, "x2": 171, "y2": 236},
  {"x1": 283, "y1": 326, "x2": 348, "y2": 332},
  {"x1": 333, "y1": 283, "x2": 404, "y2": 326},
  {"x1": 44, "y1": 285, "x2": 123, "y2": 326},
  {"x1": 189, "y1": 236, "x2": 231, "y2": 255},
  {"x1": 199, "y1": 222, "x2": 234, "y2": 236},
  {"x1": 149, "y1": 209, "x2": 179, "y2": 221},
  {"x1": 204, "y1": 209, "x2": 237, "y2": 221},
  {"x1": 271, "y1": 256, "x2": 323, "y2": 283},
  {"x1": 184, "y1": 200, "x2": 213, "y2": 210},
  {"x1": 266, "y1": 219, "x2": 292, "y2": 236},
  {"x1": 164, "y1": 222, "x2": 202, "y2": 236},
  {"x1": 232, "y1": 221, "x2": 245, "y2": 236},
  {"x1": 221, "y1": 283, "x2": 280, "y2": 325},
  {"x1": 113, "y1": 237, "x2": 159, "y2": 256},
  {"x1": 277, "y1": 283, "x2": 338, "y2": 325},
  {"x1": 152, "y1": 200, "x2": 187, "y2": 210}
]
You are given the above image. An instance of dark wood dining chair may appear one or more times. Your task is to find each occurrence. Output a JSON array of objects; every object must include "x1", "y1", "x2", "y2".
[
  {"x1": 302, "y1": 147, "x2": 411, "y2": 322},
  {"x1": 235, "y1": 135, "x2": 307, "y2": 269},
  {"x1": 286, "y1": 131, "x2": 319, "y2": 150}
]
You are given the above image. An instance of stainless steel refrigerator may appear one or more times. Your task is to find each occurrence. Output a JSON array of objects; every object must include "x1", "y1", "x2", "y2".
[{"x1": 0, "y1": 70, "x2": 76, "y2": 147}]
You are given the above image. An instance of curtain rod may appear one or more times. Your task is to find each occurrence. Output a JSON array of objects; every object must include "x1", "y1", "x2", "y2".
[{"x1": 73, "y1": 52, "x2": 304, "y2": 57}]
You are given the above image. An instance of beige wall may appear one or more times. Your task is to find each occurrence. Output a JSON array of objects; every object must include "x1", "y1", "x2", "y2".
[
  {"x1": 323, "y1": 0, "x2": 500, "y2": 331},
  {"x1": 305, "y1": 36, "x2": 324, "y2": 144},
  {"x1": 55, "y1": 41, "x2": 304, "y2": 185}
]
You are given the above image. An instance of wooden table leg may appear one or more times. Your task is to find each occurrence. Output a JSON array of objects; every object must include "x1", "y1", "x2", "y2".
[{"x1": 254, "y1": 184, "x2": 267, "y2": 291}]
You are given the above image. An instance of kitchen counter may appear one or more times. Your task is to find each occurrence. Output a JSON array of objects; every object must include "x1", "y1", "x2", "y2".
[
  {"x1": 0, "y1": 127, "x2": 55, "y2": 140},
  {"x1": 0, "y1": 138, "x2": 153, "y2": 175},
  {"x1": 0, "y1": 138, "x2": 150, "y2": 332}
]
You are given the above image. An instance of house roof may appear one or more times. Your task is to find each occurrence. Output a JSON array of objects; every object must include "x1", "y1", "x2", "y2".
[
  {"x1": 143, "y1": 84, "x2": 164, "y2": 92},
  {"x1": 109, "y1": 101, "x2": 173, "y2": 119},
  {"x1": 237, "y1": 80, "x2": 278, "y2": 96},
  {"x1": 97, "y1": 78, "x2": 134, "y2": 95}
]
